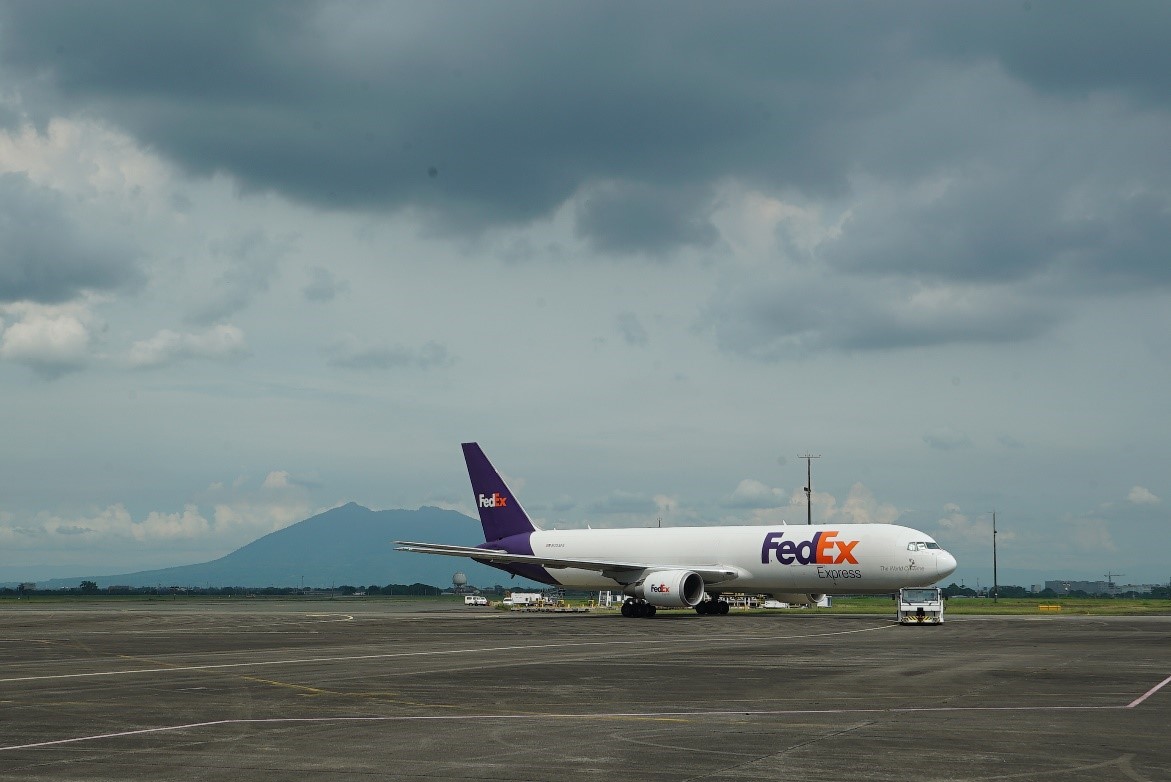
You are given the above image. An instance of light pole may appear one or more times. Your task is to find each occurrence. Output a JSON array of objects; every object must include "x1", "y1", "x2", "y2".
[
  {"x1": 799, "y1": 454, "x2": 820, "y2": 525},
  {"x1": 992, "y1": 510, "x2": 998, "y2": 604}
]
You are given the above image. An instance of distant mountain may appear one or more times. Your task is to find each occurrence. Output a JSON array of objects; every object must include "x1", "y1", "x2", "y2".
[{"x1": 27, "y1": 504, "x2": 539, "y2": 590}]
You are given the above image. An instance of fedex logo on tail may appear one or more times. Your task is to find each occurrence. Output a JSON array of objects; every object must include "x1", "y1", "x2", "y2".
[
  {"x1": 761, "y1": 531, "x2": 859, "y2": 565},
  {"x1": 478, "y1": 492, "x2": 508, "y2": 508}
]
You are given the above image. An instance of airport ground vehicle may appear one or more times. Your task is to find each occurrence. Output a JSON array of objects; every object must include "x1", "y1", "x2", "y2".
[
  {"x1": 463, "y1": 595, "x2": 488, "y2": 606},
  {"x1": 896, "y1": 587, "x2": 945, "y2": 624},
  {"x1": 503, "y1": 592, "x2": 543, "y2": 606}
]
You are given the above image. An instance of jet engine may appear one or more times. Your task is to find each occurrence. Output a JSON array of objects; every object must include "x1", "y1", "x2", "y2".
[
  {"x1": 772, "y1": 593, "x2": 826, "y2": 607},
  {"x1": 625, "y1": 570, "x2": 705, "y2": 607}
]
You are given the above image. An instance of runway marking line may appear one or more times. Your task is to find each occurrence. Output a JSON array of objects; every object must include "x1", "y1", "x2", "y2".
[
  {"x1": 1, "y1": 688, "x2": 1166, "y2": 754},
  {"x1": 1127, "y1": 672, "x2": 1171, "y2": 708},
  {"x1": 0, "y1": 623, "x2": 893, "y2": 684}
]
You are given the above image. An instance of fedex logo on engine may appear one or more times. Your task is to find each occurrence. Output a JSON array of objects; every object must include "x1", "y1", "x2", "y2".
[
  {"x1": 761, "y1": 531, "x2": 859, "y2": 565},
  {"x1": 650, "y1": 583, "x2": 670, "y2": 593},
  {"x1": 478, "y1": 492, "x2": 508, "y2": 508}
]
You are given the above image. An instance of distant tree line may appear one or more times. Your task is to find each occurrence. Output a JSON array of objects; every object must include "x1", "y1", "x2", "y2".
[
  {"x1": 1, "y1": 582, "x2": 463, "y2": 597},
  {"x1": 942, "y1": 583, "x2": 1033, "y2": 598},
  {"x1": 941, "y1": 582, "x2": 1171, "y2": 599},
  {"x1": 336, "y1": 583, "x2": 444, "y2": 596}
]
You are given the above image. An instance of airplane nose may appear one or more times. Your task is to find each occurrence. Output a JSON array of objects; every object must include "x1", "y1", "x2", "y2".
[{"x1": 936, "y1": 550, "x2": 958, "y2": 579}]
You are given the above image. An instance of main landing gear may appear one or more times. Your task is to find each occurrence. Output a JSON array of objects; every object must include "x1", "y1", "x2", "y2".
[
  {"x1": 618, "y1": 597, "x2": 730, "y2": 617},
  {"x1": 621, "y1": 599, "x2": 657, "y2": 618}
]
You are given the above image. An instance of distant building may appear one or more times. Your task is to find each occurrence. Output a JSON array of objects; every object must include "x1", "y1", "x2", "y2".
[
  {"x1": 1045, "y1": 580, "x2": 1154, "y2": 596},
  {"x1": 1046, "y1": 580, "x2": 1112, "y2": 595}
]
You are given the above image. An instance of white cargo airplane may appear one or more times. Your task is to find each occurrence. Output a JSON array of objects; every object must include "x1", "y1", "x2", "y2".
[{"x1": 396, "y1": 443, "x2": 957, "y2": 617}]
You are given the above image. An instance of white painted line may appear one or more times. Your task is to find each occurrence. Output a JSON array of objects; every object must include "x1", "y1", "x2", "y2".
[
  {"x1": 0, "y1": 624, "x2": 893, "y2": 684},
  {"x1": 1126, "y1": 672, "x2": 1171, "y2": 708},
  {"x1": 0, "y1": 704, "x2": 1130, "y2": 753}
]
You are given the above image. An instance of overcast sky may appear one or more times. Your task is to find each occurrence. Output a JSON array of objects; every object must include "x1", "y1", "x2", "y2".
[{"x1": 1, "y1": 1, "x2": 1168, "y2": 588}]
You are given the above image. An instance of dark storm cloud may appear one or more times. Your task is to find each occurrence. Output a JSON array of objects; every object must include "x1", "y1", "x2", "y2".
[
  {"x1": 575, "y1": 182, "x2": 720, "y2": 256},
  {"x1": 704, "y1": 273, "x2": 1061, "y2": 358},
  {"x1": 3, "y1": 1, "x2": 1170, "y2": 348},
  {"x1": 325, "y1": 338, "x2": 453, "y2": 371},
  {"x1": 0, "y1": 173, "x2": 141, "y2": 303},
  {"x1": 14, "y1": 2, "x2": 1161, "y2": 247},
  {"x1": 916, "y1": 3, "x2": 1171, "y2": 106},
  {"x1": 818, "y1": 178, "x2": 1171, "y2": 290}
]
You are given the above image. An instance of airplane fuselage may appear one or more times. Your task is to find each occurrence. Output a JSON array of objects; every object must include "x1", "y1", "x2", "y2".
[{"x1": 488, "y1": 523, "x2": 954, "y2": 595}]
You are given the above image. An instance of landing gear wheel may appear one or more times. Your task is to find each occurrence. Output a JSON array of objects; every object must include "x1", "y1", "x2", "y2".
[
  {"x1": 717, "y1": 600, "x2": 730, "y2": 615},
  {"x1": 646, "y1": 605, "x2": 657, "y2": 617},
  {"x1": 621, "y1": 600, "x2": 633, "y2": 617}
]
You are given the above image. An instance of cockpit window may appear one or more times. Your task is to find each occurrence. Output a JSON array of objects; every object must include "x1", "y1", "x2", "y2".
[
  {"x1": 907, "y1": 541, "x2": 939, "y2": 551},
  {"x1": 925, "y1": 542, "x2": 940, "y2": 549}
]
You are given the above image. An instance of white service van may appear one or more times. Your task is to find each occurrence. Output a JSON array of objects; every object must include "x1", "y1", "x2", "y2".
[{"x1": 464, "y1": 595, "x2": 488, "y2": 606}]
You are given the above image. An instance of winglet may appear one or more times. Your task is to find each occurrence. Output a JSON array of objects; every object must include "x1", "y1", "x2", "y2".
[{"x1": 462, "y1": 442, "x2": 540, "y2": 542}]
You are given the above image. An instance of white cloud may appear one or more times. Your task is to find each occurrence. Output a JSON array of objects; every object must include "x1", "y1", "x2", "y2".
[
  {"x1": 819, "y1": 483, "x2": 901, "y2": 525},
  {"x1": 1127, "y1": 485, "x2": 1160, "y2": 505},
  {"x1": 262, "y1": 470, "x2": 293, "y2": 490},
  {"x1": 0, "y1": 472, "x2": 315, "y2": 561},
  {"x1": 126, "y1": 324, "x2": 249, "y2": 369},
  {"x1": 0, "y1": 504, "x2": 212, "y2": 547},
  {"x1": 0, "y1": 300, "x2": 97, "y2": 378},
  {"x1": 935, "y1": 505, "x2": 1014, "y2": 547},
  {"x1": 723, "y1": 478, "x2": 786, "y2": 509},
  {"x1": 0, "y1": 118, "x2": 169, "y2": 200}
]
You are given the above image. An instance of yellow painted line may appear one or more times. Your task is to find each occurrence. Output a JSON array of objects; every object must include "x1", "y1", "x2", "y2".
[{"x1": 239, "y1": 676, "x2": 331, "y2": 696}]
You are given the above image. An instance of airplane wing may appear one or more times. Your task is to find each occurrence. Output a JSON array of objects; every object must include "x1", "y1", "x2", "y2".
[{"x1": 394, "y1": 540, "x2": 742, "y2": 585}]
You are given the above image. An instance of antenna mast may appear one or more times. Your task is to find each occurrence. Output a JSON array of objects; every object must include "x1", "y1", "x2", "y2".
[{"x1": 798, "y1": 454, "x2": 820, "y2": 525}]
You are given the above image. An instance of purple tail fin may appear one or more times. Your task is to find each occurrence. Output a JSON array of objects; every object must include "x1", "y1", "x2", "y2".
[{"x1": 462, "y1": 443, "x2": 539, "y2": 542}]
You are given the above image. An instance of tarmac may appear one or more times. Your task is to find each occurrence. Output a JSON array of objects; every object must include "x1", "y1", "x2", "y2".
[{"x1": 1, "y1": 600, "x2": 1168, "y2": 781}]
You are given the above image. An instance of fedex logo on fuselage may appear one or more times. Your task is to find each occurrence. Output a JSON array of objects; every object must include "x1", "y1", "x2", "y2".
[
  {"x1": 761, "y1": 531, "x2": 859, "y2": 565},
  {"x1": 478, "y1": 492, "x2": 508, "y2": 508}
]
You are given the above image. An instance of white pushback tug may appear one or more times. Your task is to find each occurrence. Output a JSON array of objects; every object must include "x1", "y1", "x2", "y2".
[{"x1": 896, "y1": 586, "x2": 945, "y2": 624}]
